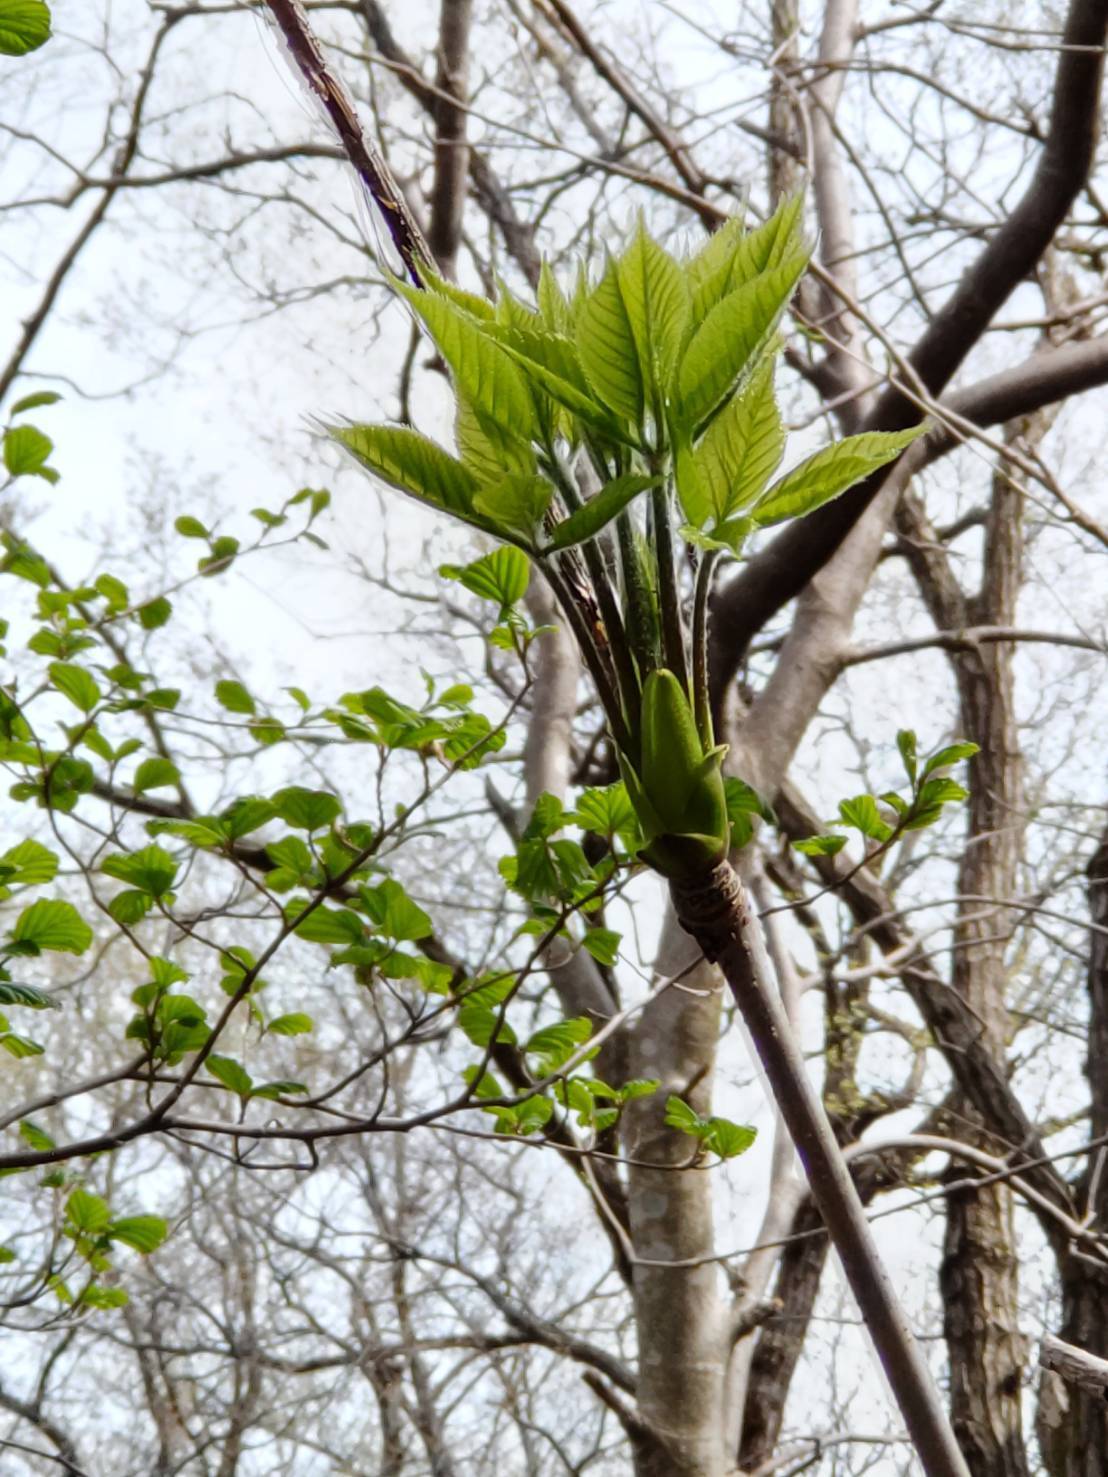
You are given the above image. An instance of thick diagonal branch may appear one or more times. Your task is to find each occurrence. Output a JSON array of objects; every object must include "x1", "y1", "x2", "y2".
[{"x1": 670, "y1": 862, "x2": 970, "y2": 1477}]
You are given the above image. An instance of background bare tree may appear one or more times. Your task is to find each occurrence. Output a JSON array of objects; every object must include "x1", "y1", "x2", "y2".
[{"x1": 3, "y1": 1, "x2": 1108, "y2": 1473}]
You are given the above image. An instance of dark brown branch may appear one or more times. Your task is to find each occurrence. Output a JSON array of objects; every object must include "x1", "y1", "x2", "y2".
[
  {"x1": 670, "y1": 863, "x2": 969, "y2": 1477},
  {"x1": 711, "y1": 0, "x2": 1108, "y2": 679},
  {"x1": 773, "y1": 781, "x2": 1076, "y2": 1233},
  {"x1": 264, "y1": 0, "x2": 433, "y2": 282}
]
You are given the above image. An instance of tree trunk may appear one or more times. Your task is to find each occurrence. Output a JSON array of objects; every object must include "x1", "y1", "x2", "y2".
[
  {"x1": 1038, "y1": 825, "x2": 1108, "y2": 1475},
  {"x1": 937, "y1": 451, "x2": 1029, "y2": 1477},
  {"x1": 624, "y1": 914, "x2": 729, "y2": 1477}
]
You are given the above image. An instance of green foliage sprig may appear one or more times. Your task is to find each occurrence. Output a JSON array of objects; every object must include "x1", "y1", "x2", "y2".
[{"x1": 333, "y1": 200, "x2": 924, "y2": 880}]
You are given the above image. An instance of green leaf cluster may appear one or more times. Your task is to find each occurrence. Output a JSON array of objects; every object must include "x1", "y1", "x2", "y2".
[
  {"x1": 335, "y1": 199, "x2": 926, "y2": 885},
  {"x1": 794, "y1": 729, "x2": 980, "y2": 859}
]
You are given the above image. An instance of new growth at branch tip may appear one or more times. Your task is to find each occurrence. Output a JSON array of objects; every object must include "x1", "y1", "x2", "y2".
[{"x1": 332, "y1": 197, "x2": 926, "y2": 880}]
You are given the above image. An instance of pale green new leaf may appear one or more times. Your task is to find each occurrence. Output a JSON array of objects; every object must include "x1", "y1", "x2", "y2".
[
  {"x1": 334, "y1": 425, "x2": 493, "y2": 534},
  {"x1": 728, "y1": 194, "x2": 806, "y2": 291},
  {"x1": 455, "y1": 396, "x2": 535, "y2": 484},
  {"x1": 537, "y1": 259, "x2": 570, "y2": 334},
  {"x1": 753, "y1": 425, "x2": 924, "y2": 527},
  {"x1": 108, "y1": 1215, "x2": 168, "y2": 1254},
  {"x1": 545, "y1": 475, "x2": 658, "y2": 552},
  {"x1": 617, "y1": 224, "x2": 691, "y2": 396},
  {"x1": 0, "y1": 838, "x2": 58, "y2": 886},
  {"x1": 576, "y1": 256, "x2": 644, "y2": 426},
  {"x1": 694, "y1": 356, "x2": 783, "y2": 524},
  {"x1": 685, "y1": 196, "x2": 805, "y2": 322},
  {"x1": 678, "y1": 257, "x2": 806, "y2": 428},
  {"x1": 684, "y1": 214, "x2": 748, "y2": 318},
  {"x1": 423, "y1": 268, "x2": 495, "y2": 320},
  {"x1": 473, "y1": 473, "x2": 552, "y2": 539},
  {"x1": 497, "y1": 336, "x2": 624, "y2": 442},
  {"x1": 394, "y1": 280, "x2": 537, "y2": 438},
  {"x1": 10, "y1": 899, "x2": 92, "y2": 955}
]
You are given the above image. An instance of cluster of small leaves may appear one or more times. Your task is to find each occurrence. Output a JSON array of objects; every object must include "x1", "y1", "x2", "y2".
[
  {"x1": 1, "y1": 1123, "x2": 167, "y2": 1312},
  {"x1": 664, "y1": 1095, "x2": 758, "y2": 1161},
  {"x1": 1, "y1": 391, "x2": 60, "y2": 484},
  {"x1": 0, "y1": 838, "x2": 88, "y2": 1056},
  {"x1": 463, "y1": 1008, "x2": 660, "y2": 1139},
  {"x1": 334, "y1": 202, "x2": 925, "y2": 878},
  {"x1": 334, "y1": 200, "x2": 920, "y2": 566},
  {"x1": 174, "y1": 484, "x2": 329, "y2": 580},
  {"x1": 794, "y1": 729, "x2": 980, "y2": 859}
]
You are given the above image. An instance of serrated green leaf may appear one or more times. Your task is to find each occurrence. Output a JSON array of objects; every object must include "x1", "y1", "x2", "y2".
[
  {"x1": 753, "y1": 426, "x2": 924, "y2": 528},
  {"x1": 545, "y1": 475, "x2": 658, "y2": 552},
  {"x1": 576, "y1": 255, "x2": 644, "y2": 426},
  {"x1": 573, "y1": 782, "x2": 638, "y2": 843},
  {"x1": 215, "y1": 679, "x2": 255, "y2": 715},
  {"x1": 65, "y1": 1188, "x2": 111, "y2": 1236},
  {"x1": 108, "y1": 1215, "x2": 167, "y2": 1254},
  {"x1": 678, "y1": 258, "x2": 806, "y2": 428},
  {"x1": 206, "y1": 1055, "x2": 253, "y2": 1098},
  {"x1": 271, "y1": 787, "x2": 341, "y2": 832},
  {"x1": 691, "y1": 356, "x2": 783, "y2": 526},
  {"x1": 132, "y1": 757, "x2": 180, "y2": 794},
  {"x1": 395, "y1": 280, "x2": 538, "y2": 438},
  {"x1": 335, "y1": 424, "x2": 496, "y2": 534},
  {"x1": 10, "y1": 899, "x2": 91, "y2": 955},
  {"x1": 618, "y1": 224, "x2": 691, "y2": 396},
  {"x1": 48, "y1": 661, "x2": 100, "y2": 713},
  {"x1": 265, "y1": 1012, "x2": 313, "y2": 1037}
]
